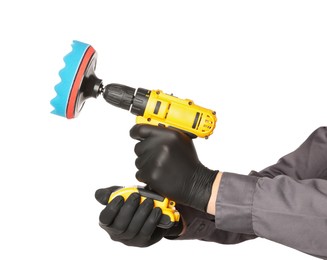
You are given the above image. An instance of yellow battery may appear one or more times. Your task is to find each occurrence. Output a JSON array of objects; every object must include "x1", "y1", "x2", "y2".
[{"x1": 109, "y1": 186, "x2": 180, "y2": 228}]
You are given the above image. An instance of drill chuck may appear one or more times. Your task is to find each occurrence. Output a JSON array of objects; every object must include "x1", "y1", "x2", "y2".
[
  {"x1": 102, "y1": 83, "x2": 149, "y2": 116},
  {"x1": 102, "y1": 83, "x2": 135, "y2": 111}
]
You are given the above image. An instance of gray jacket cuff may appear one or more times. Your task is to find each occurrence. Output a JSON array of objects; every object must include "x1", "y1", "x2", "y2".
[
  {"x1": 215, "y1": 172, "x2": 259, "y2": 234},
  {"x1": 173, "y1": 204, "x2": 257, "y2": 244}
]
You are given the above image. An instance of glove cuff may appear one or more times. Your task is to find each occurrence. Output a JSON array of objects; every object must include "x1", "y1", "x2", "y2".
[
  {"x1": 163, "y1": 219, "x2": 184, "y2": 239},
  {"x1": 189, "y1": 164, "x2": 218, "y2": 212}
]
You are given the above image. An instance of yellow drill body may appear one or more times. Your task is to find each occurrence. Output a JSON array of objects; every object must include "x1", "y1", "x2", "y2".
[{"x1": 135, "y1": 90, "x2": 217, "y2": 139}]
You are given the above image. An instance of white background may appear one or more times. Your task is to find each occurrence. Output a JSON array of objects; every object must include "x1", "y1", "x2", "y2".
[{"x1": 1, "y1": 0, "x2": 326, "y2": 259}]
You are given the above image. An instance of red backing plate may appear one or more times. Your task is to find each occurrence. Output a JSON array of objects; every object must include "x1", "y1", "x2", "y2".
[{"x1": 67, "y1": 46, "x2": 95, "y2": 119}]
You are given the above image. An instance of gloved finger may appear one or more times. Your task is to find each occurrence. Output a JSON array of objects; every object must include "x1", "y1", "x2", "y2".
[
  {"x1": 99, "y1": 195, "x2": 124, "y2": 226},
  {"x1": 135, "y1": 157, "x2": 144, "y2": 170},
  {"x1": 130, "y1": 124, "x2": 166, "y2": 141},
  {"x1": 121, "y1": 198, "x2": 154, "y2": 240},
  {"x1": 135, "y1": 170, "x2": 146, "y2": 183},
  {"x1": 109, "y1": 193, "x2": 140, "y2": 235},
  {"x1": 95, "y1": 186, "x2": 122, "y2": 205},
  {"x1": 139, "y1": 207, "x2": 162, "y2": 237},
  {"x1": 134, "y1": 139, "x2": 152, "y2": 156},
  {"x1": 135, "y1": 151, "x2": 154, "y2": 169}
]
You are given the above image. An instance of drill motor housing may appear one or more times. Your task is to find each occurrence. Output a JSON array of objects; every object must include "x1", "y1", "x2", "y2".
[{"x1": 102, "y1": 83, "x2": 217, "y2": 139}]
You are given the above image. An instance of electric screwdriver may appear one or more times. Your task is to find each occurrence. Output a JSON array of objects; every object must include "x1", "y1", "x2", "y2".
[{"x1": 51, "y1": 40, "x2": 218, "y2": 228}]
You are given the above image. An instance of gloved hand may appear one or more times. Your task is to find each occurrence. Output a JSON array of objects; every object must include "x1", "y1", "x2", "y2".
[
  {"x1": 95, "y1": 186, "x2": 183, "y2": 247},
  {"x1": 130, "y1": 124, "x2": 218, "y2": 212}
]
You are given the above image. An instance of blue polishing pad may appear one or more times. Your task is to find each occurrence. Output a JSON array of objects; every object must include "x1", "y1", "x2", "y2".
[{"x1": 50, "y1": 40, "x2": 90, "y2": 118}]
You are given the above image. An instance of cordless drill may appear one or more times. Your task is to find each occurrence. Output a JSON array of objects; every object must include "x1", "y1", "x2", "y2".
[{"x1": 51, "y1": 40, "x2": 217, "y2": 228}]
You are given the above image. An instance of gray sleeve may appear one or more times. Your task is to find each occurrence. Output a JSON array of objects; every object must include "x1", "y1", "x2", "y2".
[
  {"x1": 216, "y1": 173, "x2": 327, "y2": 259},
  {"x1": 178, "y1": 126, "x2": 327, "y2": 250},
  {"x1": 173, "y1": 204, "x2": 256, "y2": 244},
  {"x1": 253, "y1": 126, "x2": 327, "y2": 180},
  {"x1": 216, "y1": 127, "x2": 327, "y2": 258}
]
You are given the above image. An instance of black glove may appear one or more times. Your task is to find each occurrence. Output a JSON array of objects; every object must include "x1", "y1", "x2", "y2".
[
  {"x1": 130, "y1": 124, "x2": 218, "y2": 212},
  {"x1": 95, "y1": 186, "x2": 183, "y2": 247}
]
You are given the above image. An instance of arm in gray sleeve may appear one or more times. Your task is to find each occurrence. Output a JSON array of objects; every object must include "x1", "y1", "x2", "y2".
[
  {"x1": 178, "y1": 127, "x2": 327, "y2": 248},
  {"x1": 216, "y1": 126, "x2": 327, "y2": 258},
  {"x1": 253, "y1": 126, "x2": 327, "y2": 179},
  {"x1": 216, "y1": 173, "x2": 327, "y2": 259},
  {"x1": 173, "y1": 204, "x2": 257, "y2": 244}
]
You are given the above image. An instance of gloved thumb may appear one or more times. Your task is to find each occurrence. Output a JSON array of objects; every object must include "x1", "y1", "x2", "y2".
[
  {"x1": 95, "y1": 186, "x2": 122, "y2": 205},
  {"x1": 130, "y1": 124, "x2": 167, "y2": 141}
]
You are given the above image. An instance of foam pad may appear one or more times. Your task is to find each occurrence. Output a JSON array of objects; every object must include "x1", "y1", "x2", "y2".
[{"x1": 51, "y1": 40, "x2": 94, "y2": 118}]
